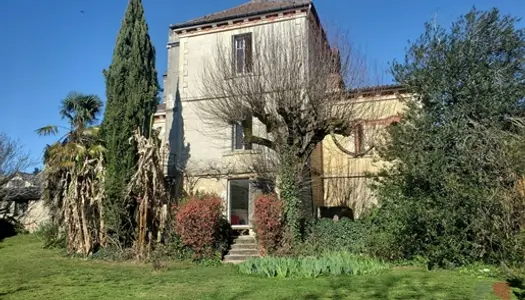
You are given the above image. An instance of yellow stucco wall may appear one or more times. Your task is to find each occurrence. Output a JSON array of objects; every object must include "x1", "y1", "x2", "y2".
[{"x1": 319, "y1": 91, "x2": 410, "y2": 217}]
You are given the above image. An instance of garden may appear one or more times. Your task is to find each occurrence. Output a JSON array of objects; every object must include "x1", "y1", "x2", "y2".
[
  {"x1": 0, "y1": 235, "x2": 510, "y2": 299},
  {"x1": 1, "y1": 1, "x2": 525, "y2": 300}
]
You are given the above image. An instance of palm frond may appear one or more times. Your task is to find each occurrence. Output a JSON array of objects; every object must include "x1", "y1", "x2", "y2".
[
  {"x1": 36, "y1": 125, "x2": 59, "y2": 136},
  {"x1": 88, "y1": 144, "x2": 106, "y2": 157},
  {"x1": 82, "y1": 126, "x2": 101, "y2": 137}
]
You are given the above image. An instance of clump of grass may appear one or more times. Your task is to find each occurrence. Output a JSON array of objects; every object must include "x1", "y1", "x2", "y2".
[
  {"x1": 238, "y1": 252, "x2": 390, "y2": 278},
  {"x1": 457, "y1": 262, "x2": 503, "y2": 279}
]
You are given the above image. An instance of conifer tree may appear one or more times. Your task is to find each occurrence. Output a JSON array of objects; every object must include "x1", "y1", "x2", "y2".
[{"x1": 102, "y1": 0, "x2": 159, "y2": 243}]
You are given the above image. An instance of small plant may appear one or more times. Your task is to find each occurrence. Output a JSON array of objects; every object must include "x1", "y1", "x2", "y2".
[
  {"x1": 174, "y1": 194, "x2": 231, "y2": 259},
  {"x1": 502, "y1": 264, "x2": 525, "y2": 299},
  {"x1": 254, "y1": 193, "x2": 284, "y2": 255},
  {"x1": 457, "y1": 262, "x2": 503, "y2": 279},
  {"x1": 91, "y1": 246, "x2": 135, "y2": 261},
  {"x1": 34, "y1": 222, "x2": 66, "y2": 249},
  {"x1": 238, "y1": 251, "x2": 390, "y2": 278}
]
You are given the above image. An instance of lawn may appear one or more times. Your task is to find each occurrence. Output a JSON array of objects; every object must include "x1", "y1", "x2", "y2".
[{"x1": 0, "y1": 235, "x2": 503, "y2": 300}]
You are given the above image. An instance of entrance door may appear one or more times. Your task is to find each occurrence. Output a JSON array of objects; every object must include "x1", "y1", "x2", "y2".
[{"x1": 228, "y1": 179, "x2": 250, "y2": 227}]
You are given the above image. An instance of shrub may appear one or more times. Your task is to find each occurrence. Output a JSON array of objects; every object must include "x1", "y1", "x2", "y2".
[
  {"x1": 91, "y1": 246, "x2": 135, "y2": 261},
  {"x1": 152, "y1": 232, "x2": 194, "y2": 261},
  {"x1": 371, "y1": 8, "x2": 525, "y2": 268},
  {"x1": 238, "y1": 251, "x2": 390, "y2": 278},
  {"x1": 503, "y1": 264, "x2": 525, "y2": 299},
  {"x1": 254, "y1": 194, "x2": 284, "y2": 255},
  {"x1": 34, "y1": 222, "x2": 66, "y2": 249},
  {"x1": 306, "y1": 218, "x2": 368, "y2": 254},
  {"x1": 174, "y1": 194, "x2": 231, "y2": 259}
]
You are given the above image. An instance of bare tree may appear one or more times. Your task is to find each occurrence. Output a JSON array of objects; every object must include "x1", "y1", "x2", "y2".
[
  {"x1": 0, "y1": 133, "x2": 30, "y2": 189},
  {"x1": 197, "y1": 23, "x2": 384, "y2": 239},
  {"x1": 0, "y1": 133, "x2": 35, "y2": 202},
  {"x1": 0, "y1": 132, "x2": 35, "y2": 232}
]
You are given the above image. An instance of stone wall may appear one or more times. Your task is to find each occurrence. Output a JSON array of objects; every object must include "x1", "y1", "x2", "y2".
[{"x1": 0, "y1": 198, "x2": 50, "y2": 233}]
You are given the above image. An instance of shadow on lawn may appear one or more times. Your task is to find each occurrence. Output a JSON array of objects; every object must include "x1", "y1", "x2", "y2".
[
  {"x1": 302, "y1": 272, "x2": 494, "y2": 299},
  {"x1": 0, "y1": 286, "x2": 31, "y2": 298}
]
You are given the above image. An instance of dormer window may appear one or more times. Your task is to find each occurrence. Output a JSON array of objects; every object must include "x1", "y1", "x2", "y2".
[{"x1": 232, "y1": 33, "x2": 253, "y2": 74}]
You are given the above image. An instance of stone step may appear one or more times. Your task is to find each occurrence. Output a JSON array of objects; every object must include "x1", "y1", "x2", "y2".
[
  {"x1": 230, "y1": 243, "x2": 257, "y2": 250},
  {"x1": 235, "y1": 235, "x2": 256, "y2": 240},
  {"x1": 223, "y1": 259, "x2": 245, "y2": 265},
  {"x1": 223, "y1": 235, "x2": 259, "y2": 263},
  {"x1": 232, "y1": 237, "x2": 256, "y2": 244},
  {"x1": 227, "y1": 248, "x2": 259, "y2": 256},
  {"x1": 223, "y1": 254, "x2": 260, "y2": 264}
]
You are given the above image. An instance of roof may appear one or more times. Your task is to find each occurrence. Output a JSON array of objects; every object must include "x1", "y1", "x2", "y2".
[
  {"x1": 171, "y1": 0, "x2": 312, "y2": 30},
  {"x1": 7, "y1": 172, "x2": 42, "y2": 187},
  {"x1": 349, "y1": 84, "x2": 405, "y2": 95},
  {"x1": 154, "y1": 103, "x2": 166, "y2": 116},
  {"x1": 156, "y1": 103, "x2": 166, "y2": 111}
]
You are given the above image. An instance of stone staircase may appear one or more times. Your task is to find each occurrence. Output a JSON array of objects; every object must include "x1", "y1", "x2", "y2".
[{"x1": 223, "y1": 235, "x2": 259, "y2": 264}]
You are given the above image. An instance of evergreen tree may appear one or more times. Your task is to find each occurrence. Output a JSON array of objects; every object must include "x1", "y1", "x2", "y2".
[
  {"x1": 371, "y1": 8, "x2": 525, "y2": 267},
  {"x1": 102, "y1": 0, "x2": 159, "y2": 243}
]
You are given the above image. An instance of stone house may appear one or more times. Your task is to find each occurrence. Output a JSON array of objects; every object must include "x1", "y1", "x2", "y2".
[
  {"x1": 0, "y1": 172, "x2": 49, "y2": 234},
  {"x1": 154, "y1": 0, "x2": 408, "y2": 227}
]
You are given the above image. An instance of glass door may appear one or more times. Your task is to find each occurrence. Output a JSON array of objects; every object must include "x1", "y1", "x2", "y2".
[{"x1": 228, "y1": 179, "x2": 250, "y2": 227}]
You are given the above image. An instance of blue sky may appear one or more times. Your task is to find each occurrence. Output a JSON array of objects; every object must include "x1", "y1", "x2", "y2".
[{"x1": 0, "y1": 0, "x2": 523, "y2": 168}]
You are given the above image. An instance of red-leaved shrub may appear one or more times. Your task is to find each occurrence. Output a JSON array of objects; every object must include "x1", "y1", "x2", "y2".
[
  {"x1": 175, "y1": 194, "x2": 224, "y2": 258},
  {"x1": 254, "y1": 193, "x2": 284, "y2": 255}
]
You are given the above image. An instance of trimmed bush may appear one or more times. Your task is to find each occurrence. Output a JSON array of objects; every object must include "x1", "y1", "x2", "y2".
[
  {"x1": 254, "y1": 194, "x2": 284, "y2": 255},
  {"x1": 174, "y1": 194, "x2": 230, "y2": 259},
  {"x1": 238, "y1": 251, "x2": 390, "y2": 278},
  {"x1": 307, "y1": 218, "x2": 368, "y2": 254}
]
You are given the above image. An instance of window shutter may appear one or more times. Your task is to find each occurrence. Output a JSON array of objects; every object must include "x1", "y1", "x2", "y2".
[
  {"x1": 242, "y1": 117, "x2": 253, "y2": 150},
  {"x1": 231, "y1": 36, "x2": 236, "y2": 74},
  {"x1": 245, "y1": 33, "x2": 253, "y2": 73},
  {"x1": 355, "y1": 124, "x2": 365, "y2": 153}
]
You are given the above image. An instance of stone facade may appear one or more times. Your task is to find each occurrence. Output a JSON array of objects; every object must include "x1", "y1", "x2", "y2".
[
  {"x1": 158, "y1": 1, "x2": 411, "y2": 220},
  {"x1": 160, "y1": 1, "x2": 318, "y2": 227},
  {"x1": 0, "y1": 173, "x2": 49, "y2": 233}
]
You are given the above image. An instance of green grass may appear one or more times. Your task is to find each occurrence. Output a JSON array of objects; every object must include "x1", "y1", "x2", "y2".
[{"x1": 0, "y1": 235, "x2": 503, "y2": 300}]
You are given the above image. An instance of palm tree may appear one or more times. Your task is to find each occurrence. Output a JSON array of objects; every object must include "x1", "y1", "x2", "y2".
[
  {"x1": 37, "y1": 91, "x2": 106, "y2": 256},
  {"x1": 38, "y1": 92, "x2": 103, "y2": 165}
]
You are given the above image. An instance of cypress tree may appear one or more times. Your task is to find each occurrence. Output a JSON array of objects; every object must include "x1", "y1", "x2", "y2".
[{"x1": 102, "y1": 0, "x2": 159, "y2": 243}]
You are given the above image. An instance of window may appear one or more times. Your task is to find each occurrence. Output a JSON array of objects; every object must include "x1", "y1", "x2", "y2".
[
  {"x1": 232, "y1": 33, "x2": 253, "y2": 74},
  {"x1": 355, "y1": 124, "x2": 365, "y2": 153},
  {"x1": 232, "y1": 119, "x2": 253, "y2": 150},
  {"x1": 232, "y1": 122, "x2": 244, "y2": 150}
]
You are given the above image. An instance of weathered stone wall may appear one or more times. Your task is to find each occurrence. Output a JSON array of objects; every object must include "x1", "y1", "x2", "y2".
[{"x1": 1, "y1": 198, "x2": 50, "y2": 233}]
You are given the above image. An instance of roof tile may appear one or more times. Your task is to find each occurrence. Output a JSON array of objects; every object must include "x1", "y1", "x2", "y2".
[{"x1": 172, "y1": 0, "x2": 311, "y2": 29}]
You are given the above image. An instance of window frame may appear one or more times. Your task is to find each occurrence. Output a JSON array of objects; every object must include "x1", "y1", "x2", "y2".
[
  {"x1": 231, "y1": 118, "x2": 253, "y2": 151},
  {"x1": 232, "y1": 33, "x2": 253, "y2": 75}
]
